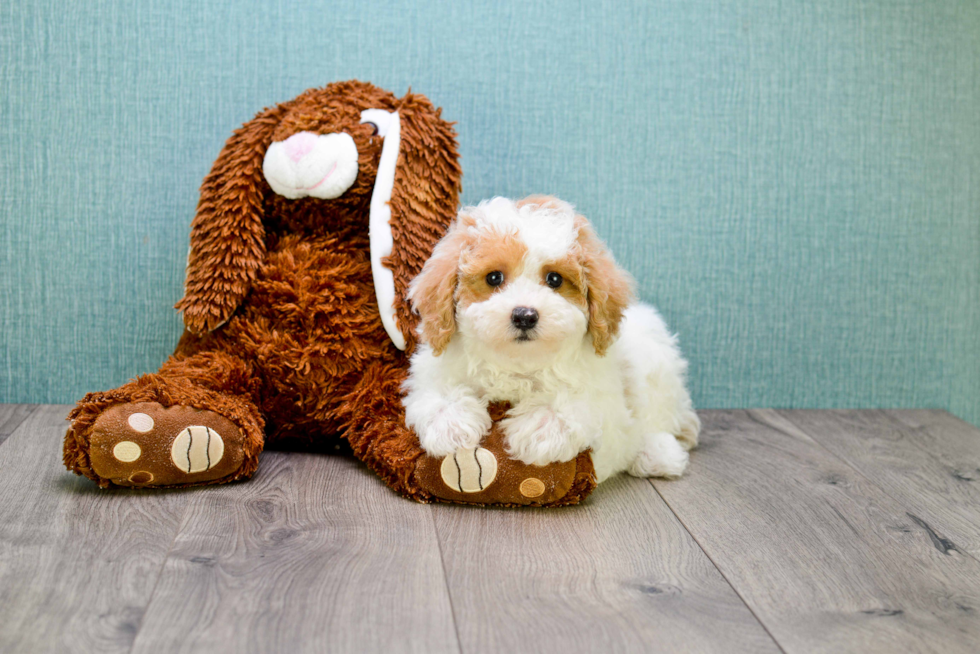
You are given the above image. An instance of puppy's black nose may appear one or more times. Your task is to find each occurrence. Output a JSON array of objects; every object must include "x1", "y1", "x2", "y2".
[{"x1": 511, "y1": 307, "x2": 539, "y2": 330}]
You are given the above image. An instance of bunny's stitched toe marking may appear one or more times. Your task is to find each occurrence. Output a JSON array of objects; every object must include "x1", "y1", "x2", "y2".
[
  {"x1": 127, "y1": 413, "x2": 154, "y2": 432},
  {"x1": 170, "y1": 426, "x2": 225, "y2": 474},
  {"x1": 112, "y1": 441, "x2": 142, "y2": 462},
  {"x1": 519, "y1": 477, "x2": 545, "y2": 498},
  {"x1": 440, "y1": 447, "x2": 498, "y2": 493}
]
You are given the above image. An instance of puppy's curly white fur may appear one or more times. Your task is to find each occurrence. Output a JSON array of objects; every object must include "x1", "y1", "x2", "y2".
[{"x1": 404, "y1": 196, "x2": 699, "y2": 482}]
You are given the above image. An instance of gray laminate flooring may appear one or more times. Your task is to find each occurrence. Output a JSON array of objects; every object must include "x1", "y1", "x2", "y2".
[{"x1": 1, "y1": 405, "x2": 979, "y2": 653}]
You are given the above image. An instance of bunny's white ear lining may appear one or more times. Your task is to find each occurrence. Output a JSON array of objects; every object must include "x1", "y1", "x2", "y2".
[{"x1": 360, "y1": 109, "x2": 405, "y2": 351}]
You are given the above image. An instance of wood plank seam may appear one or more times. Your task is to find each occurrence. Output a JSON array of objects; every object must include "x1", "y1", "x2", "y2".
[
  {"x1": 770, "y1": 410, "x2": 980, "y2": 567},
  {"x1": 768, "y1": 410, "x2": 976, "y2": 564},
  {"x1": 125, "y1": 500, "x2": 194, "y2": 653},
  {"x1": 0, "y1": 404, "x2": 39, "y2": 448},
  {"x1": 654, "y1": 410, "x2": 980, "y2": 652},
  {"x1": 432, "y1": 474, "x2": 782, "y2": 652},
  {"x1": 877, "y1": 409, "x2": 973, "y2": 471},
  {"x1": 647, "y1": 479, "x2": 789, "y2": 654},
  {"x1": 0, "y1": 405, "x2": 191, "y2": 652},
  {"x1": 126, "y1": 452, "x2": 461, "y2": 653},
  {"x1": 429, "y1": 508, "x2": 465, "y2": 654}
]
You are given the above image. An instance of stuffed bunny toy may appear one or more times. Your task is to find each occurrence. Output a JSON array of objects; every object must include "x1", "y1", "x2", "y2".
[{"x1": 64, "y1": 81, "x2": 596, "y2": 506}]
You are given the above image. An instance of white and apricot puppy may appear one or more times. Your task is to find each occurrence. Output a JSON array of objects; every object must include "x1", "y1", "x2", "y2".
[{"x1": 403, "y1": 196, "x2": 700, "y2": 482}]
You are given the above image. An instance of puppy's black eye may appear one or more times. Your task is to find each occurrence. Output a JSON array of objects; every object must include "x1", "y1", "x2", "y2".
[
  {"x1": 486, "y1": 271, "x2": 504, "y2": 287},
  {"x1": 364, "y1": 122, "x2": 379, "y2": 136},
  {"x1": 546, "y1": 272, "x2": 563, "y2": 289}
]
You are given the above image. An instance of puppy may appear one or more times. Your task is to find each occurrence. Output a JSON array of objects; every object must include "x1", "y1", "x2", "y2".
[{"x1": 403, "y1": 196, "x2": 700, "y2": 482}]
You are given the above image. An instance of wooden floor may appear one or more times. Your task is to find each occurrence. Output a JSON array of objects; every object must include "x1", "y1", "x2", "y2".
[{"x1": 2, "y1": 406, "x2": 980, "y2": 653}]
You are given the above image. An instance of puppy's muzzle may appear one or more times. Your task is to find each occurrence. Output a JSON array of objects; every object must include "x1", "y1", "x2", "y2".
[{"x1": 511, "y1": 307, "x2": 539, "y2": 332}]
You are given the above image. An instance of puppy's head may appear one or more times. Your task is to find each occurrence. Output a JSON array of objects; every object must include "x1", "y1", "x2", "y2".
[{"x1": 409, "y1": 196, "x2": 634, "y2": 362}]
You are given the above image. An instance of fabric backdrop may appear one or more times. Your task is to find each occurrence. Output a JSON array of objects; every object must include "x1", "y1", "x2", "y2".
[{"x1": 2, "y1": 0, "x2": 978, "y2": 426}]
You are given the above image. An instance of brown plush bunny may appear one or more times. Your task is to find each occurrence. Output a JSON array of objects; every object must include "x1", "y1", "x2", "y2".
[{"x1": 63, "y1": 81, "x2": 596, "y2": 506}]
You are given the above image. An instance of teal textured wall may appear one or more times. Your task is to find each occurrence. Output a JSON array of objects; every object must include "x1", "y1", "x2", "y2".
[{"x1": 2, "y1": 0, "x2": 978, "y2": 425}]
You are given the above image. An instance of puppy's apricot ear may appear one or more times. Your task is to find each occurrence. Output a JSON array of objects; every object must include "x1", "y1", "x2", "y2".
[
  {"x1": 408, "y1": 215, "x2": 472, "y2": 355},
  {"x1": 175, "y1": 103, "x2": 287, "y2": 335},
  {"x1": 577, "y1": 217, "x2": 634, "y2": 356}
]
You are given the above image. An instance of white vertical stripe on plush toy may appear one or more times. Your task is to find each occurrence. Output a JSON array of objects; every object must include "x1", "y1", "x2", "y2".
[{"x1": 360, "y1": 109, "x2": 405, "y2": 351}]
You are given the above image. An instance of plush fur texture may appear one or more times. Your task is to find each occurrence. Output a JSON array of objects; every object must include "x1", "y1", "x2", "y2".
[{"x1": 404, "y1": 196, "x2": 700, "y2": 482}]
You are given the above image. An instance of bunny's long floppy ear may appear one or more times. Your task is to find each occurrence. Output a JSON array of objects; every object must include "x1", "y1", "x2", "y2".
[
  {"x1": 367, "y1": 92, "x2": 462, "y2": 352},
  {"x1": 175, "y1": 104, "x2": 286, "y2": 335}
]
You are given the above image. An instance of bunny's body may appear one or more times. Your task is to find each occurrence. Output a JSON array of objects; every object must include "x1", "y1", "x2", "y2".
[
  {"x1": 63, "y1": 82, "x2": 599, "y2": 506},
  {"x1": 64, "y1": 82, "x2": 461, "y2": 495}
]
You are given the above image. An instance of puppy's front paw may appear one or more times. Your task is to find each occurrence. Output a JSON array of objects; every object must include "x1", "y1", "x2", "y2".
[
  {"x1": 501, "y1": 405, "x2": 586, "y2": 466},
  {"x1": 410, "y1": 397, "x2": 492, "y2": 458}
]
